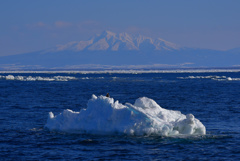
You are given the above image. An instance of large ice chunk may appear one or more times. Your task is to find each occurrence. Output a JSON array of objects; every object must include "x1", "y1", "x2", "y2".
[{"x1": 45, "y1": 95, "x2": 206, "y2": 136}]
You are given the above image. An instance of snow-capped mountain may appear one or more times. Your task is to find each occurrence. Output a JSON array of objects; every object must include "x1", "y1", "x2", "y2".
[
  {"x1": 54, "y1": 31, "x2": 180, "y2": 52},
  {"x1": 1, "y1": 30, "x2": 240, "y2": 70}
]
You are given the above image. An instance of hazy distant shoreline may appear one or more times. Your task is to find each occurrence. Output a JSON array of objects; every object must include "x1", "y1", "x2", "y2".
[{"x1": 1, "y1": 68, "x2": 240, "y2": 74}]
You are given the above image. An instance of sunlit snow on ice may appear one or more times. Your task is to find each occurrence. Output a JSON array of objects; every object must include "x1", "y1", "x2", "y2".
[{"x1": 45, "y1": 95, "x2": 206, "y2": 136}]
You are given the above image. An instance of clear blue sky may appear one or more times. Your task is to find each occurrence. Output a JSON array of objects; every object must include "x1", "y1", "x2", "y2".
[{"x1": 1, "y1": 0, "x2": 240, "y2": 56}]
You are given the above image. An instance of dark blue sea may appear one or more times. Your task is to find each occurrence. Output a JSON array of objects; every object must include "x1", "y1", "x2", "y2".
[{"x1": 0, "y1": 71, "x2": 240, "y2": 160}]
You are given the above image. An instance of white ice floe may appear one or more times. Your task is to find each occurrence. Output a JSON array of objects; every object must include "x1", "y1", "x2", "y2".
[
  {"x1": 177, "y1": 75, "x2": 226, "y2": 79},
  {"x1": 178, "y1": 75, "x2": 240, "y2": 81},
  {"x1": 5, "y1": 75, "x2": 15, "y2": 80},
  {"x1": 225, "y1": 77, "x2": 240, "y2": 81},
  {"x1": 45, "y1": 95, "x2": 206, "y2": 136},
  {"x1": 0, "y1": 75, "x2": 77, "y2": 81}
]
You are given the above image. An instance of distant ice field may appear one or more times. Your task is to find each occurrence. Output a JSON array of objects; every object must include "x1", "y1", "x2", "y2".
[
  {"x1": 1, "y1": 73, "x2": 240, "y2": 82},
  {"x1": 0, "y1": 69, "x2": 240, "y2": 74}
]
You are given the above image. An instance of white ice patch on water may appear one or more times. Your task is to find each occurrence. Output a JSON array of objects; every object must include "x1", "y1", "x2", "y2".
[
  {"x1": 178, "y1": 75, "x2": 240, "y2": 81},
  {"x1": 0, "y1": 75, "x2": 77, "y2": 81},
  {"x1": 225, "y1": 77, "x2": 240, "y2": 81},
  {"x1": 178, "y1": 75, "x2": 226, "y2": 79},
  {"x1": 5, "y1": 75, "x2": 15, "y2": 80},
  {"x1": 45, "y1": 95, "x2": 206, "y2": 136},
  {"x1": 0, "y1": 75, "x2": 108, "y2": 81}
]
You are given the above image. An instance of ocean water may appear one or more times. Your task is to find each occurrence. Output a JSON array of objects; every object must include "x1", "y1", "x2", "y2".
[{"x1": 0, "y1": 71, "x2": 240, "y2": 160}]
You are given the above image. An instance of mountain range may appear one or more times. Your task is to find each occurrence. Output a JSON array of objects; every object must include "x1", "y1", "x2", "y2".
[{"x1": 0, "y1": 31, "x2": 240, "y2": 70}]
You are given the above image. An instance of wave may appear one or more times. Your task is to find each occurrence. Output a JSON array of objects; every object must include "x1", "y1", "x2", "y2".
[{"x1": 45, "y1": 95, "x2": 206, "y2": 136}]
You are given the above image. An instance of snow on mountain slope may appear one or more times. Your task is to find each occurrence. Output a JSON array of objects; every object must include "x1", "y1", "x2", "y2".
[{"x1": 54, "y1": 31, "x2": 180, "y2": 52}]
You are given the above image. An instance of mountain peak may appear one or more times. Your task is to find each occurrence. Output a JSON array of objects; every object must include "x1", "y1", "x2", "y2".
[
  {"x1": 99, "y1": 30, "x2": 116, "y2": 39},
  {"x1": 55, "y1": 31, "x2": 180, "y2": 52}
]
